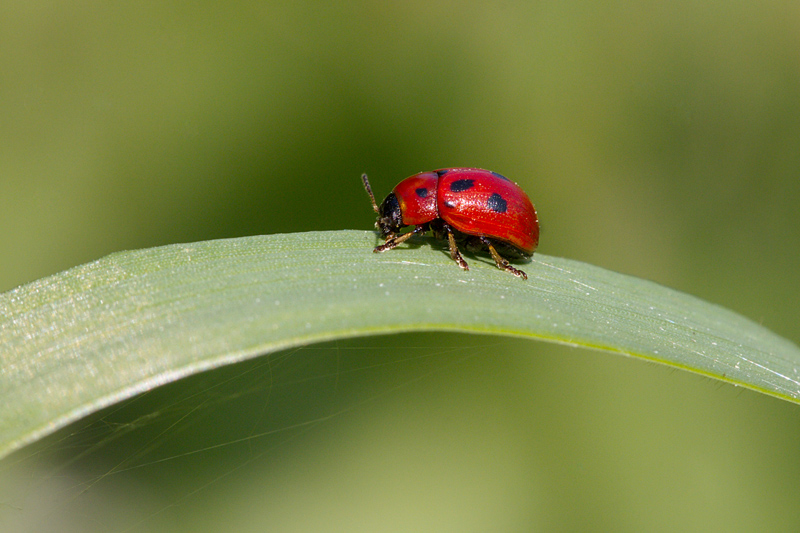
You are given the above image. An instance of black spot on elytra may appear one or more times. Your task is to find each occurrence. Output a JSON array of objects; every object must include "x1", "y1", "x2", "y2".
[
  {"x1": 487, "y1": 193, "x2": 507, "y2": 213},
  {"x1": 491, "y1": 171, "x2": 511, "y2": 181},
  {"x1": 443, "y1": 200, "x2": 455, "y2": 209},
  {"x1": 415, "y1": 187, "x2": 429, "y2": 198},
  {"x1": 449, "y1": 179, "x2": 474, "y2": 192}
]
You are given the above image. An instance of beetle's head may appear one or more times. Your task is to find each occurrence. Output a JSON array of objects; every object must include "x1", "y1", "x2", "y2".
[
  {"x1": 362, "y1": 174, "x2": 403, "y2": 238},
  {"x1": 375, "y1": 192, "x2": 403, "y2": 237}
]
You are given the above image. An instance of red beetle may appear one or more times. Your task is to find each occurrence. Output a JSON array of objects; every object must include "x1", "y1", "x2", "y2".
[{"x1": 362, "y1": 168, "x2": 539, "y2": 279}]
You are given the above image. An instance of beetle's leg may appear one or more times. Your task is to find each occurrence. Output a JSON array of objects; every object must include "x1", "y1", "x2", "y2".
[
  {"x1": 480, "y1": 236, "x2": 527, "y2": 280},
  {"x1": 443, "y1": 223, "x2": 469, "y2": 271},
  {"x1": 374, "y1": 225, "x2": 427, "y2": 253}
]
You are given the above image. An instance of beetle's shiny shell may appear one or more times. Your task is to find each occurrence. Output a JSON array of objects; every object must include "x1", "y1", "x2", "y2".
[{"x1": 392, "y1": 168, "x2": 538, "y2": 254}]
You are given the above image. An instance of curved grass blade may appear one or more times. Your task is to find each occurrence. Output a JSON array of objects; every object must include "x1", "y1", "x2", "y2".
[{"x1": 1, "y1": 230, "x2": 799, "y2": 460}]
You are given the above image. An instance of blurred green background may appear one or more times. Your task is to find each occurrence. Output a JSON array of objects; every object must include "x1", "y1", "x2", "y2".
[{"x1": 2, "y1": 1, "x2": 800, "y2": 531}]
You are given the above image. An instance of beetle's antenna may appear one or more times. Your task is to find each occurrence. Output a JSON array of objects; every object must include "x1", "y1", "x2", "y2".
[{"x1": 361, "y1": 173, "x2": 380, "y2": 214}]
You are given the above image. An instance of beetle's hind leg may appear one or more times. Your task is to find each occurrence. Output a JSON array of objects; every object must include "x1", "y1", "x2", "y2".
[{"x1": 479, "y1": 236, "x2": 527, "y2": 280}]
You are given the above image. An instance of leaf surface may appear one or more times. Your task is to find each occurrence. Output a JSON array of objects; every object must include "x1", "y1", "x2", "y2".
[{"x1": 2, "y1": 230, "x2": 798, "y2": 460}]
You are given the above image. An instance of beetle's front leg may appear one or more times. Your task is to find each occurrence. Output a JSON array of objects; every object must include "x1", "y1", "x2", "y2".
[{"x1": 374, "y1": 225, "x2": 428, "y2": 253}]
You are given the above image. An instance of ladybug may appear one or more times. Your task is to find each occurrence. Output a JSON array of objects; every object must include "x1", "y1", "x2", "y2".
[{"x1": 362, "y1": 168, "x2": 538, "y2": 279}]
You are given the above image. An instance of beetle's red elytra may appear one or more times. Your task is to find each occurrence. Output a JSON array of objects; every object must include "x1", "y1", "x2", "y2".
[{"x1": 362, "y1": 168, "x2": 538, "y2": 279}]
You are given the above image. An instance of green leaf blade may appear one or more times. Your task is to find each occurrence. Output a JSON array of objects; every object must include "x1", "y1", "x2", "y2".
[{"x1": 2, "y1": 230, "x2": 798, "y2": 460}]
